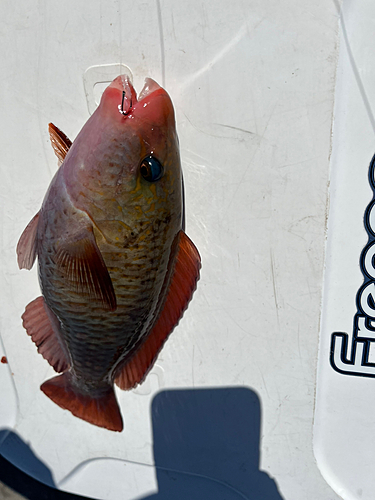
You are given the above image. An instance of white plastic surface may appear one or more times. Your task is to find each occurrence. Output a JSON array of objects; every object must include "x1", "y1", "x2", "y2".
[
  {"x1": 314, "y1": 1, "x2": 375, "y2": 499},
  {"x1": 0, "y1": 1, "x2": 342, "y2": 499}
]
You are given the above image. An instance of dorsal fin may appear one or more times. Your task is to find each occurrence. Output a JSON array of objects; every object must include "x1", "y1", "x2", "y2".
[
  {"x1": 16, "y1": 212, "x2": 40, "y2": 270},
  {"x1": 48, "y1": 123, "x2": 72, "y2": 165},
  {"x1": 17, "y1": 124, "x2": 71, "y2": 269},
  {"x1": 115, "y1": 230, "x2": 201, "y2": 390},
  {"x1": 22, "y1": 296, "x2": 70, "y2": 373}
]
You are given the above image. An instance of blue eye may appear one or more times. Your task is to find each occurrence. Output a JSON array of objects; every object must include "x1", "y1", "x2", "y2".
[{"x1": 140, "y1": 156, "x2": 164, "y2": 182}]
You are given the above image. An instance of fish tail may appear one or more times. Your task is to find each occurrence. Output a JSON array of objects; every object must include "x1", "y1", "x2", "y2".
[{"x1": 40, "y1": 373, "x2": 123, "y2": 432}]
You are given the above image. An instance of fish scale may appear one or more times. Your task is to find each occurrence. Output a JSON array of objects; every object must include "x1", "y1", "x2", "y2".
[{"x1": 39, "y1": 198, "x2": 173, "y2": 389}]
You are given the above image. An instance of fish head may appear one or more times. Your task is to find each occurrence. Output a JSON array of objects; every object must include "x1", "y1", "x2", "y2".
[
  {"x1": 98, "y1": 75, "x2": 180, "y2": 181},
  {"x1": 100, "y1": 75, "x2": 182, "y2": 231},
  {"x1": 102, "y1": 75, "x2": 176, "y2": 132},
  {"x1": 65, "y1": 75, "x2": 183, "y2": 243}
]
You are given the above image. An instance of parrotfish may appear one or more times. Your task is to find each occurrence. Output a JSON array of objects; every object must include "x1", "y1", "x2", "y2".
[{"x1": 16, "y1": 76, "x2": 201, "y2": 432}]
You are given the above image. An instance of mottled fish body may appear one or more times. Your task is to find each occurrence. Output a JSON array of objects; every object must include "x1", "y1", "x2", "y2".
[{"x1": 17, "y1": 76, "x2": 200, "y2": 431}]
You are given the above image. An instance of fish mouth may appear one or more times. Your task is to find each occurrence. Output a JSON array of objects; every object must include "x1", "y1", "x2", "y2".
[
  {"x1": 138, "y1": 78, "x2": 162, "y2": 101},
  {"x1": 108, "y1": 76, "x2": 162, "y2": 103},
  {"x1": 107, "y1": 76, "x2": 162, "y2": 116}
]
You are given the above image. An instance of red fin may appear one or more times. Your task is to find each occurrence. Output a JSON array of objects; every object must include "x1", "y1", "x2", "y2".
[
  {"x1": 16, "y1": 212, "x2": 40, "y2": 270},
  {"x1": 41, "y1": 373, "x2": 123, "y2": 432},
  {"x1": 48, "y1": 122, "x2": 72, "y2": 165},
  {"x1": 56, "y1": 229, "x2": 117, "y2": 311},
  {"x1": 115, "y1": 231, "x2": 201, "y2": 390},
  {"x1": 22, "y1": 296, "x2": 70, "y2": 373}
]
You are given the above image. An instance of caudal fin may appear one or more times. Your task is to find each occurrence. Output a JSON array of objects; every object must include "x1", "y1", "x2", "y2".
[{"x1": 41, "y1": 373, "x2": 123, "y2": 432}]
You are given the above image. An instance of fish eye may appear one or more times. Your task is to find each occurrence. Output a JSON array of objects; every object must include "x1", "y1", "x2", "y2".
[{"x1": 140, "y1": 156, "x2": 164, "y2": 182}]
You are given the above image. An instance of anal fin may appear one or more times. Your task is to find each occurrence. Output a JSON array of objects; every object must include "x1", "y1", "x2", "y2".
[
  {"x1": 22, "y1": 296, "x2": 70, "y2": 373},
  {"x1": 115, "y1": 230, "x2": 201, "y2": 390}
]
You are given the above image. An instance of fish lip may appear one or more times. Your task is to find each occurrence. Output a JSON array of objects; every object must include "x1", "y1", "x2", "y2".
[
  {"x1": 109, "y1": 74, "x2": 134, "y2": 93},
  {"x1": 103, "y1": 76, "x2": 163, "y2": 117},
  {"x1": 107, "y1": 75, "x2": 138, "y2": 115},
  {"x1": 138, "y1": 78, "x2": 162, "y2": 102}
]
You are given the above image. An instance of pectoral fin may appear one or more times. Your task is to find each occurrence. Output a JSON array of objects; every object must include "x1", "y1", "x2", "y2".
[
  {"x1": 48, "y1": 123, "x2": 72, "y2": 166},
  {"x1": 115, "y1": 230, "x2": 201, "y2": 390},
  {"x1": 56, "y1": 228, "x2": 117, "y2": 311},
  {"x1": 16, "y1": 212, "x2": 40, "y2": 270}
]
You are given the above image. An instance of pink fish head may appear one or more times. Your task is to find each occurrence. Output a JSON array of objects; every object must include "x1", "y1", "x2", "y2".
[
  {"x1": 95, "y1": 75, "x2": 179, "y2": 174},
  {"x1": 62, "y1": 75, "x2": 183, "y2": 243}
]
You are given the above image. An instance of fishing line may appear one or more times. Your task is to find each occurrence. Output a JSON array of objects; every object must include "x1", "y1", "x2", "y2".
[
  {"x1": 156, "y1": 0, "x2": 166, "y2": 88},
  {"x1": 333, "y1": 0, "x2": 375, "y2": 135},
  {"x1": 117, "y1": 0, "x2": 124, "y2": 81}
]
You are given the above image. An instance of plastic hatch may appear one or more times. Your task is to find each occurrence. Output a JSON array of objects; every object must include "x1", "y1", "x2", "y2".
[{"x1": 314, "y1": 1, "x2": 375, "y2": 499}]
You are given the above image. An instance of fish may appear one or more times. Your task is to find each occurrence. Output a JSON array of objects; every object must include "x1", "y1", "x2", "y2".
[{"x1": 16, "y1": 75, "x2": 201, "y2": 432}]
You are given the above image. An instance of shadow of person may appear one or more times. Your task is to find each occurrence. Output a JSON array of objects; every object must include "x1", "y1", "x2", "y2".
[
  {"x1": 0, "y1": 429, "x2": 89, "y2": 499},
  {"x1": 140, "y1": 386, "x2": 284, "y2": 500},
  {"x1": 0, "y1": 428, "x2": 55, "y2": 488}
]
